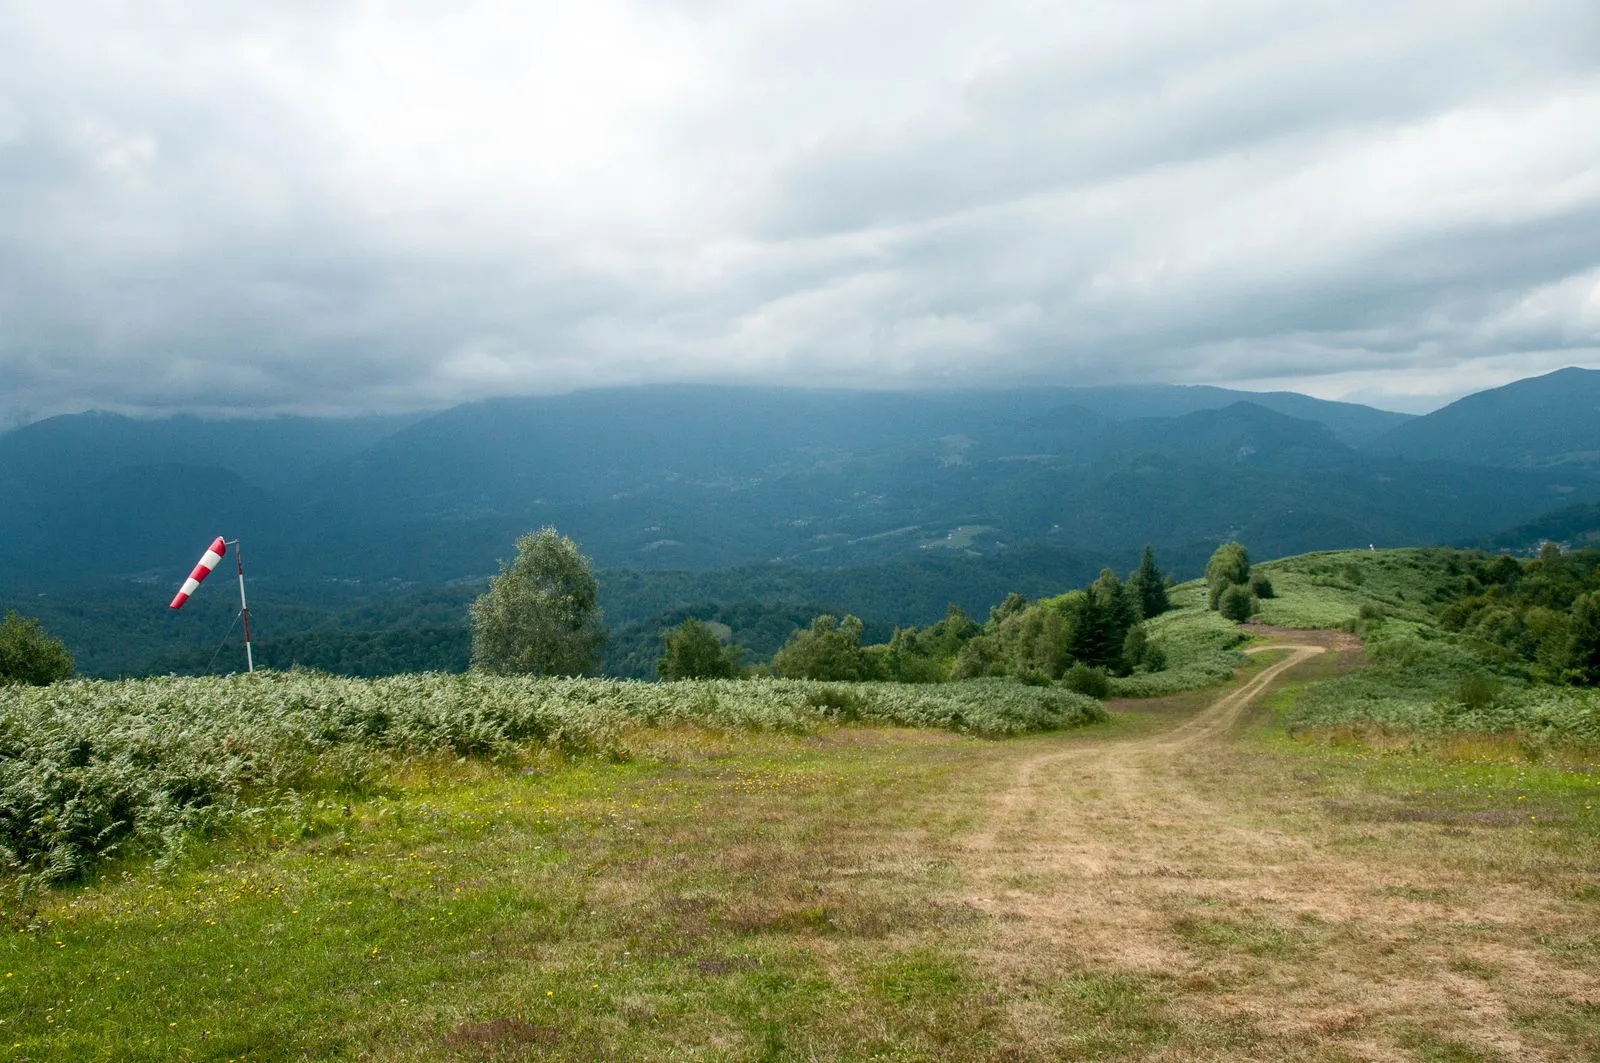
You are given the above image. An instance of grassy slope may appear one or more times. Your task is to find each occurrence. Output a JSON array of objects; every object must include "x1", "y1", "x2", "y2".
[
  {"x1": 1109, "y1": 580, "x2": 1250, "y2": 697},
  {"x1": 1251, "y1": 548, "x2": 1600, "y2": 746}
]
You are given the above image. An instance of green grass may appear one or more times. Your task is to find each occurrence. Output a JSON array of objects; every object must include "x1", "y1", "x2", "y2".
[
  {"x1": 1252, "y1": 548, "x2": 1456, "y2": 629},
  {"x1": 1262, "y1": 668, "x2": 1600, "y2": 823},
  {"x1": 0, "y1": 728, "x2": 1120, "y2": 1062},
  {"x1": 3, "y1": 637, "x2": 1597, "y2": 1059},
  {"x1": 1107, "y1": 590, "x2": 1250, "y2": 698},
  {"x1": 0, "y1": 735, "x2": 984, "y2": 1060}
]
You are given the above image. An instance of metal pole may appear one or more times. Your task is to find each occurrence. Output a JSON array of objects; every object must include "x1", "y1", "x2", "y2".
[{"x1": 228, "y1": 539, "x2": 254, "y2": 673}]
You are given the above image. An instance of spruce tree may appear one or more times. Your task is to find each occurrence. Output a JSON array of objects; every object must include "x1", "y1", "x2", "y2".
[{"x1": 1127, "y1": 546, "x2": 1170, "y2": 620}]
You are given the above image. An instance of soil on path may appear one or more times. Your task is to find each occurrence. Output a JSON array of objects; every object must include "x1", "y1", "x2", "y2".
[{"x1": 956, "y1": 640, "x2": 1600, "y2": 1062}]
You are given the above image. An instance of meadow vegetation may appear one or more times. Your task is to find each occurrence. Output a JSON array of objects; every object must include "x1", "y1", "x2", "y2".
[
  {"x1": 1254, "y1": 548, "x2": 1600, "y2": 748},
  {"x1": 0, "y1": 671, "x2": 1103, "y2": 887}
]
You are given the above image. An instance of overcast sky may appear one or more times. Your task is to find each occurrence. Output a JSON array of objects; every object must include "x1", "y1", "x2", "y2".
[{"x1": 1, "y1": 1, "x2": 1597, "y2": 426}]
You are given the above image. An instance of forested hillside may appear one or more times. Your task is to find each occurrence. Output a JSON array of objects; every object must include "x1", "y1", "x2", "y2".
[
  {"x1": 4, "y1": 373, "x2": 1599, "y2": 678},
  {"x1": 1370, "y1": 366, "x2": 1600, "y2": 468}
]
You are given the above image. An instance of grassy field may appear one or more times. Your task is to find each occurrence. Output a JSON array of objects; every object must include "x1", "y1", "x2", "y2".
[
  {"x1": 1248, "y1": 549, "x2": 1600, "y2": 748},
  {"x1": 1252, "y1": 548, "x2": 1457, "y2": 630},
  {"x1": 4, "y1": 639, "x2": 1597, "y2": 1060}
]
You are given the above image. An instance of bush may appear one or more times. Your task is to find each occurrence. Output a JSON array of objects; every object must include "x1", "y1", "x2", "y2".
[
  {"x1": 772, "y1": 615, "x2": 880, "y2": 681},
  {"x1": 1250, "y1": 574, "x2": 1275, "y2": 599},
  {"x1": 1064, "y1": 663, "x2": 1111, "y2": 699},
  {"x1": 1454, "y1": 672, "x2": 1502, "y2": 713},
  {"x1": 950, "y1": 634, "x2": 1006, "y2": 679},
  {"x1": 1104, "y1": 603, "x2": 1247, "y2": 698},
  {"x1": 1218, "y1": 584, "x2": 1256, "y2": 623},
  {"x1": 0, "y1": 611, "x2": 73, "y2": 686},
  {"x1": 1206, "y1": 542, "x2": 1251, "y2": 609},
  {"x1": 1121, "y1": 623, "x2": 1168, "y2": 673},
  {"x1": 1568, "y1": 592, "x2": 1600, "y2": 684}
]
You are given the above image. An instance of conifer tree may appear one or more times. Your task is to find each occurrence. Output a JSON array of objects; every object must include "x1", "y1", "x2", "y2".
[{"x1": 1127, "y1": 546, "x2": 1170, "y2": 620}]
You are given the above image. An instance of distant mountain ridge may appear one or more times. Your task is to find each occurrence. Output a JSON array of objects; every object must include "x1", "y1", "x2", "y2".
[
  {"x1": 1370, "y1": 367, "x2": 1600, "y2": 468},
  {"x1": 0, "y1": 378, "x2": 1595, "y2": 592}
]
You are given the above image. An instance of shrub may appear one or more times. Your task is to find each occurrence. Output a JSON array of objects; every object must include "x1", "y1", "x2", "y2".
[
  {"x1": 1206, "y1": 542, "x2": 1251, "y2": 609},
  {"x1": 772, "y1": 615, "x2": 880, "y2": 681},
  {"x1": 1105, "y1": 604, "x2": 1246, "y2": 698},
  {"x1": 950, "y1": 634, "x2": 1006, "y2": 679},
  {"x1": 1568, "y1": 592, "x2": 1600, "y2": 685},
  {"x1": 1121, "y1": 623, "x2": 1168, "y2": 673},
  {"x1": 1454, "y1": 672, "x2": 1502, "y2": 713},
  {"x1": 1250, "y1": 574, "x2": 1275, "y2": 600},
  {"x1": 1065, "y1": 663, "x2": 1111, "y2": 699},
  {"x1": 0, "y1": 672, "x2": 1108, "y2": 883},
  {"x1": 1219, "y1": 584, "x2": 1256, "y2": 623}
]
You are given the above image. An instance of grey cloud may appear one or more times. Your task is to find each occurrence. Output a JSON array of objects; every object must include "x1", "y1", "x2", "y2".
[{"x1": 0, "y1": 0, "x2": 1597, "y2": 425}]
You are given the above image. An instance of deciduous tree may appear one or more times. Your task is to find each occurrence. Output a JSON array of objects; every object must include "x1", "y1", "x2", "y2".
[
  {"x1": 657, "y1": 618, "x2": 741, "y2": 680},
  {"x1": 1206, "y1": 542, "x2": 1252, "y2": 610},
  {"x1": 470, "y1": 528, "x2": 605, "y2": 676},
  {"x1": 0, "y1": 611, "x2": 73, "y2": 686},
  {"x1": 771, "y1": 614, "x2": 878, "y2": 681}
]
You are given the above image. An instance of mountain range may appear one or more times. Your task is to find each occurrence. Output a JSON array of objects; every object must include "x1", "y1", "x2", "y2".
[
  {"x1": 3, "y1": 369, "x2": 1599, "y2": 587},
  {"x1": 3, "y1": 367, "x2": 1599, "y2": 675}
]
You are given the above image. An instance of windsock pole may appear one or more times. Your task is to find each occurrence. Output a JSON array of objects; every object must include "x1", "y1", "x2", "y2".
[
  {"x1": 170, "y1": 535, "x2": 255, "y2": 673},
  {"x1": 227, "y1": 539, "x2": 254, "y2": 673}
]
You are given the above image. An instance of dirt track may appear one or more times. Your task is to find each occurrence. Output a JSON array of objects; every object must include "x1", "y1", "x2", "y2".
[{"x1": 956, "y1": 642, "x2": 1600, "y2": 1062}]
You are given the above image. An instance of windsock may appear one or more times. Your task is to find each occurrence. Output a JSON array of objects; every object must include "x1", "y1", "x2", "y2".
[{"x1": 170, "y1": 536, "x2": 227, "y2": 610}]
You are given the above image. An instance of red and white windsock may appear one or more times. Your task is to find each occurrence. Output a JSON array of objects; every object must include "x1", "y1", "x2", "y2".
[{"x1": 170, "y1": 536, "x2": 227, "y2": 610}]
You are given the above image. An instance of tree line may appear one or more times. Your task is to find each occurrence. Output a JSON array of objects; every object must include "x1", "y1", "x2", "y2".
[{"x1": 649, "y1": 546, "x2": 1186, "y2": 696}]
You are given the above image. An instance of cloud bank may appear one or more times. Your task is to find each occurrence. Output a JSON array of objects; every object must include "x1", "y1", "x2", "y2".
[{"x1": 1, "y1": 0, "x2": 1597, "y2": 424}]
